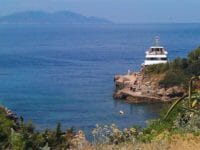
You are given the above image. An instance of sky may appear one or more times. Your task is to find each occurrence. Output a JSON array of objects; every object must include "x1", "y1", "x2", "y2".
[{"x1": 0, "y1": 0, "x2": 200, "y2": 23}]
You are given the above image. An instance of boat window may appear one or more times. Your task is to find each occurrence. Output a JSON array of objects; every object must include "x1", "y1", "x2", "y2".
[
  {"x1": 149, "y1": 48, "x2": 165, "y2": 54},
  {"x1": 146, "y1": 57, "x2": 167, "y2": 60}
]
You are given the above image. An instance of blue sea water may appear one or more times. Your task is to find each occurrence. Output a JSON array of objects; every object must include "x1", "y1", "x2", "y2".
[{"x1": 0, "y1": 23, "x2": 200, "y2": 138}]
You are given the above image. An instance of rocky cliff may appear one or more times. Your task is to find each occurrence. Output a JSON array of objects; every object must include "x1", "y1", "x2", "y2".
[{"x1": 113, "y1": 70, "x2": 185, "y2": 103}]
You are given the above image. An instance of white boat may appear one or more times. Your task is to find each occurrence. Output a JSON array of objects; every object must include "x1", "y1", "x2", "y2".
[{"x1": 143, "y1": 36, "x2": 168, "y2": 66}]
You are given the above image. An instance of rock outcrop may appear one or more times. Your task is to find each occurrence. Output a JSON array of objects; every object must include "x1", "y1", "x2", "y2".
[{"x1": 113, "y1": 71, "x2": 185, "y2": 104}]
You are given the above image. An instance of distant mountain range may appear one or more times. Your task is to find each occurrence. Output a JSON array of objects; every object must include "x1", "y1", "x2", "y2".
[{"x1": 0, "y1": 11, "x2": 112, "y2": 24}]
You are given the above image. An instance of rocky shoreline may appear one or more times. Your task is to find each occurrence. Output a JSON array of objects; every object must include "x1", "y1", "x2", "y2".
[
  {"x1": 113, "y1": 71, "x2": 185, "y2": 104},
  {"x1": 0, "y1": 104, "x2": 18, "y2": 122}
]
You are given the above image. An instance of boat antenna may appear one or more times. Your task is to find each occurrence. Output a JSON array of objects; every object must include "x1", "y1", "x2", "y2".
[{"x1": 154, "y1": 36, "x2": 160, "y2": 46}]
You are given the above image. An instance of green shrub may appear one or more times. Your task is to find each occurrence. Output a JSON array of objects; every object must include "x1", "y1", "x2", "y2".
[
  {"x1": 185, "y1": 61, "x2": 200, "y2": 76},
  {"x1": 188, "y1": 47, "x2": 200, "y2": 63},
  {"x1": 10, "y1": 129, "x2": 25, "y2": 150},
  {"x1": 144, "y1": 46, "x2": 200, "y2": 89},
  {"x1": 0, "y1": 108, "x2": 76, "y2": 149},
  {"x1": 159, "y1": 70, "x2": 186, "y2": 87},
  {"x1": 144, "y1": 63, "x2": 169, "y2": 74}
]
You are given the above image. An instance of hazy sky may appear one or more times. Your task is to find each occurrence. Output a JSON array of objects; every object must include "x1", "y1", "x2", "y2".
[{"x1": 0, "y1": 0, "x2": 200, "y2": 23}]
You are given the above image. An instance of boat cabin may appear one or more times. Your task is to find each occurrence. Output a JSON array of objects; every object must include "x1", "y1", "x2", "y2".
[{"x1": 143, "y1": 37, "x2": 168, "y2": 66}]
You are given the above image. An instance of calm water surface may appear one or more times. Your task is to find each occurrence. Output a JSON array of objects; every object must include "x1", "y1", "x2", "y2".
[{"x1": 0, "y1": 23, "x2": 200, "y2": 138}]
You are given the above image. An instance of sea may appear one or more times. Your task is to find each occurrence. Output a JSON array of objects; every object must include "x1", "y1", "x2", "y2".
[{"x1": 0, "y1": 23, "x2": 200, "y2": 139}]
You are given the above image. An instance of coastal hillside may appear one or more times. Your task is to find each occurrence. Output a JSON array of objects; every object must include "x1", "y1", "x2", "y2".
[
  {"x1": 144, "y1": 46, "x2": 200, "y2": 88},
  {"x1": 97, "y1": 75, "x2": 200, "y2": 149},
  {"x1": 114, "y1": 46, "x2": 200, "y2": 103},
  {"x1": 0, "y1": 11, "x2": 112, "y2": 24}
]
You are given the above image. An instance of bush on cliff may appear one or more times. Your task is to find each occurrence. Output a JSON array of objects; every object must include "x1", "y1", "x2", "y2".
[
  {"x1": 159, "y1": 70, "x2": 187, "y2": 88},
  {"x1": 185, "y1": 62, "x2": 200, "y2": 76},
  {"x1": 188, "y1": 46, "x2": 200, "y2": 63},
  {"x1": 144, "y1": 46, "x2": 200, "y2": 88}
]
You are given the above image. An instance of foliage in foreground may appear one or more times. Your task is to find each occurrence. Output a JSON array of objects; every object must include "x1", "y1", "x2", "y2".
[
  {"x1": 93, "y1": 98, "x2": 200, "y2": 145},
  {"x1": 92, "y1": 91, "x2": 200, "y2": 145},
  {"x1": 0, "y1": 108, "x2": 75, "y2": 150}
]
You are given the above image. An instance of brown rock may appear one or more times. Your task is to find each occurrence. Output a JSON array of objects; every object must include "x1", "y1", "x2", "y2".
[
  {"x1": 166, "y1": 86, "x2": 185, "y2": 98},
  {"x1": 157, "y1": 88, "x2": 165, "y2": 96}
]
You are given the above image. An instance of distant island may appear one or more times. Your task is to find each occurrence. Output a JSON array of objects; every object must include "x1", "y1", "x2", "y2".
[{"x1": 0, "y1": 11, "x2": 112, "y2": 24}]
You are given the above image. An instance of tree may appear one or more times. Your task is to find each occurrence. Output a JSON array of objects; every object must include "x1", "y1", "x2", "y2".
[{"x1": 188, "y1": 47, "x2": 200, "y2": 64}]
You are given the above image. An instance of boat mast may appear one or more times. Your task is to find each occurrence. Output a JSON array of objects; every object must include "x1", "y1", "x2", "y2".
[{"x1": 154, "y1": 36, "x2": 160, "y2": 46}]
